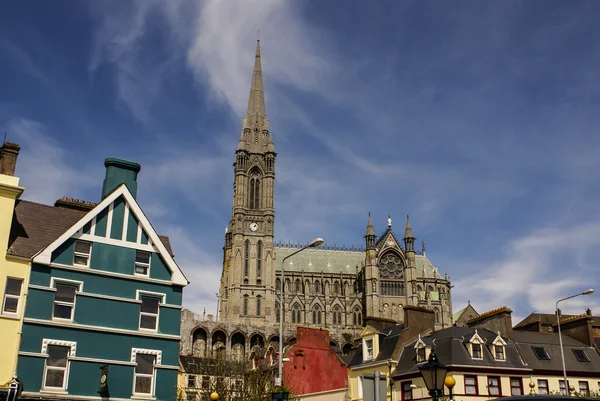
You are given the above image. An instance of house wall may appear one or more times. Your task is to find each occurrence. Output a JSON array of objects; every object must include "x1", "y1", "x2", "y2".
[
  {"x1": 348, "y1": 365, "x2": 392, "y2": 401},
  {"x1": 16, "y1": 183, "x2": 185, "y2": 400},
  {"x1": 0, "y1": 173, "x2": 26, "y2": 386},
  {"x1": 393, "y1": 372, "x2": 600, "y2": 401},
  {"x1": 283, "y1": 327, "x2": 348, "y2": 396}
]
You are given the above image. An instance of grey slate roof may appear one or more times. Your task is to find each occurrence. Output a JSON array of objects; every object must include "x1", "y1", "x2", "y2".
[
  {"x1": 393, "y1": 327, "x2": 530, "y2": 376},
  {"x1": 275, "y1": 246, "x2": 441, "y2": 279},
  {"x1": 275, "y1": 247, "x2": 363, "y2": 274},
  {"x1": 512, "y1": 331, "x2": 600, "y2": 374},
  {"x1": 8, "y1": 199, "x2": 175, "y2": 259}
]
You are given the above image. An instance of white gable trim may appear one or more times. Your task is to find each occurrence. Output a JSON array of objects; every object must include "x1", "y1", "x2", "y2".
[
  {"x1": 492, "y1": 331, "x2": 507, "y2": 346},
  {"x1": 414, "y1": 334, "x2": 426, "y2": 349},
  {"x1": 33, "y1": 184, "x2": 188, "y2": 286},
  {"x1": 469, "y1": 329, "x2": 485, "y2": 344}
]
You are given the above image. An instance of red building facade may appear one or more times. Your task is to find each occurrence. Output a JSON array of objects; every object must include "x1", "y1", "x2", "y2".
[{"x1": 283, "y1": 327, "x2": 348, "y2": 396}]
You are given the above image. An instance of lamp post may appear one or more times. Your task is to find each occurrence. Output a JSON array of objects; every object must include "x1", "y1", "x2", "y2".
[
  {"x1": 444, "y1": 376, "x2": 456, "y2": 401},
  {"x1": 410, "y1": 384, "x2": 423, "y2": 401},
  {"x1": 388, "y1": 360, "x2": 394, "y2": 401},
  {"x1": 417, "y1": 350, "x2": 447, "y2": 401},
  {"x1": 276, "y1": 237, "x2": 325, "y2": 389},
  {"x1": 555, "y1": 289, "x2": 594, "y2": 394}
]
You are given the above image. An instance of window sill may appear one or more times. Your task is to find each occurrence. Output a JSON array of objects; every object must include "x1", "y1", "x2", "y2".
[
  {"x1": 41, "y1": 389, "x2": 69, "y2": 395},
  {"x1": 132, "y1": 395, "x2": 156, "y2": 401},
  {"x1": 0, "y1": 313, "x2": 20, "y2": 320}
]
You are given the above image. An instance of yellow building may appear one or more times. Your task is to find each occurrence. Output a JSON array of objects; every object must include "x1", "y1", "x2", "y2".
[
  {"x1": 347, "y1": 307, "x2": 437, "y2": 401},
  {"x1": 0, "y1": 142, "x2": 26, "y2": 390}
]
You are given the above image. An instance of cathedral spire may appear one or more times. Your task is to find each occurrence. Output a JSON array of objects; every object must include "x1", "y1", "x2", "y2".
[{"x1": 245, "y1": 40, "x2": 267, "y2": 125}]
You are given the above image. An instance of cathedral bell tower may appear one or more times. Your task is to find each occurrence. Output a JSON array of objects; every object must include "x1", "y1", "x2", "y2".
[{"x1": 220, "y1": 41, "x2": 277, "y2": 322}]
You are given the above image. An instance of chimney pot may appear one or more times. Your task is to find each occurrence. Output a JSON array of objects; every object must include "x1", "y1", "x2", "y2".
[{"x1": 0, "y1": 142, "x2": 21, "y2": 176}]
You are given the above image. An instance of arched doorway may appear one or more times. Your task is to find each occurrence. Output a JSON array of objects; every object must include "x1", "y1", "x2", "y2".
[{"x1": 192, "y1": 328, "x2": 208, "y2": 357}]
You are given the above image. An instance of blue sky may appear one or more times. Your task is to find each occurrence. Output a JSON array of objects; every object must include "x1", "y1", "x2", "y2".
[{"x1": 2, "y1": 1, "x2": 600, "y2": 323}]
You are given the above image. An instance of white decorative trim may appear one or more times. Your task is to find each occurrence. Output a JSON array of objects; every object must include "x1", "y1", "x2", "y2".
[
  {"x1": 49, "y1": 262, "x2": 175, "y2": 286},
  {"x1": 106, "y1": 202, "x2": 114, "y2": 239},
  {"x1": 414, "y1": 334, "x2": 426, "y2": 349},
  {"x1": 29, "y1": 284, "x2": 57, "y2": 292},
  {"x1": 24, "y1": 318, "x2": 181, "y2": 340},
  {"x1": 76, "y1": 291, "x2": 142, "y2": 304},
  {"x1": 136, "y1": 290, "x2": 166, "y2": 303},
  {"x1": 22, "y1": 391, "x2": 138, "y2": 401},
  {"x1": 90, "y1": 216, "x2": 96, "y2": 236},
  {"x1": 31, "y1": 184, "x2": 188, "y2": 286},
  {"x1": 42, "y1": 339, "x2": 77, "y2": 355},
  {"x1": 131, "y1": 348, "x2": 162, "y2": 365},
  {"x1": 137, "y1": 224, "x2": 142, "y2": 244},
  {"x1": 122, "y1": 204, "x2": 130, "y2": 241},
  {"x1": 73, "y1": 233, "x2": 156, "y2": 253},
  {"x1": 50, "y1": 277, "x2": 84, "y2": 291},
  {"x1": 18, "y1": 351, "x2": 46, "y2": 357},
  {"x1": 492, "y1": 331, "x2": 507, "y2": 346},
  {"x1": 70, "y1": 356, "x2": 136, "y2": 366}
]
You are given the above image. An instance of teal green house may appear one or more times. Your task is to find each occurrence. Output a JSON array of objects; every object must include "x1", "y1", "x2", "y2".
[{"x1": 14, "y1": 159, "x2": 188, "y2": 400}]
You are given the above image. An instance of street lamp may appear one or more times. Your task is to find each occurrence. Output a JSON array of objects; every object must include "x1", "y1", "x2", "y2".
[
  {"x1": 276, "y1": 237, "x2": 325, "y2": 389},
  {"x1": 417, "y1": 350, "x2": 447, "y2": 401},
  {"x1": 556, "y1": 288, "x2": 594, "y2": 394},
  {"x1": 444, "y1": 376, "x2": 456, "y2": 401},
  {"x1": 410, "y1": 384, "x2": 423, "y2": 401}
]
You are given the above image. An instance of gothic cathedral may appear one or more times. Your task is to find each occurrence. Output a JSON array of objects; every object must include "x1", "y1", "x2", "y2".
[{"x1": 180, "y1": 41, "x2": 453, "y2": 359}]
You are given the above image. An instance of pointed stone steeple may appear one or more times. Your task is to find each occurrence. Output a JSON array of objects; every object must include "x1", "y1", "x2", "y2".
[
  {"x1": 404, "y1": 215, "x2": 415, "y2": 252},
  {"x1": 366, "y1": 212, "x2": 375, "y2": 236},
  {"x1": 404, "y1": 215, "x2": 413, "y2": 238},
  {"x1": 243, "y1": 40, "x2": 269, "y2": 132}
]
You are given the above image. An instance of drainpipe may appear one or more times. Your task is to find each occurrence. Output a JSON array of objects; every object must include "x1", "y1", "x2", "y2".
[{"x1": 375, "y1": 371, "x2": 380, "y2": 401}]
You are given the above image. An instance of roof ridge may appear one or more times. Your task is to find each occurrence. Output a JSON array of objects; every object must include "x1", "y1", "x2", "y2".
[
  {"x1": 466, "y1": 306, "x2": 511, "y2": 323},
  {"x1": 560, "y1": 312, "x2": 590, "y2": 324}
]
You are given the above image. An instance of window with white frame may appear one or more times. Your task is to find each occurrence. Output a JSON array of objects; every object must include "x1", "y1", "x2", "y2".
[
  {"x1": 53, "y1": 282, "x2": 80, "y2": 321},
  {"x1": 472, "y1": 343, "x2": 482, "y2": 359},
  {"x1": 494, "y1": 344, "x2": 505, "y2": 360},
  {"x1": 139, "y1": 295, "x2": 160, "y2": 331},
  {"x1": 135, "y1": 250, "x2": 151, "y2": 276},
  {"x1": 134, "y1": 353, "x2": 157, "y2": 395},
  {"x1": 365, "y1": 338, "x2": 374, "y2": 360},
  {"x1": 73, "y1": 241, "x2": 91, "y2": 267},
  {"x1": 42, "y1": 340, "x2": 76, "y2": 391},
  {"x1": 2, "y1": 277, "x2": 23, "y2": 314}
]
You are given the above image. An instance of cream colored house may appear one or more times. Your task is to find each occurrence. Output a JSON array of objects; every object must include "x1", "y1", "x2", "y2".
[{"x1": 0, "y1": 142, "x2": 26, "y2": 394}]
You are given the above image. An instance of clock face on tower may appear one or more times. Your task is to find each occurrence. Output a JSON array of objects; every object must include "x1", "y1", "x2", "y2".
[{"x1": 249, "y1": 222, "x2": 259, "y2": 232}]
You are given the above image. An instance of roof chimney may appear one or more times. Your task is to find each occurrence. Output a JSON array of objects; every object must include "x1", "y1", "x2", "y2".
[
  {"x1": 0, "y1": 142, "x2": 20, "y2": 176},
  {"x1": 102, "y1": 158, "x2": 141, "y2": 199}
]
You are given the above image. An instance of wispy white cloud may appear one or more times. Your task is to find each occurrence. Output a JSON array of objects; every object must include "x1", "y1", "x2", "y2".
[
  {"x1": 452, "y1": 221, "x2": 600, "y2": 318},
  {"x1": 7, "y1": 118, "x2": 101, "y2": 203}
]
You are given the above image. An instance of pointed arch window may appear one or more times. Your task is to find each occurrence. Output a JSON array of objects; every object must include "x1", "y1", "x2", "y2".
[
  {"x1": 334, "y1": 282, "x2": 340, "y2": 295},
  {"x1": 295, "y1": 279, "x2": 301, "y2": 293},
  {"x1": 256, "y1": 296, "x2": 262, "y2": 316},
  {"x1": 312, "y1": 305, "x2": 322, "y2": 325},
  {"x1": 248, "y1": 168, "x2": 262, "y2": 209},
  {"x1": 353, "y1": 308, "x2": 362, "y2": 326},
  {"x1": 433, "y1": 307, "x2": 440, "y2": 323},
  {"x1": 275, "y1": 302, "x2": 280, "y2": 323},
  {"x1": 315, "y1": 281, "x2": 321, "y2": 295},
  {"x1": 256, "y1": 241, "x2": 262, "y2": 280},
  {"x1": 292, "y1": 304, "x2": 301, "y2": 324},
  {"x1": 333, "y1": 306, "x2": 342, "y2": 327},
  {"x1": 243, "y1": 295, "x2": 249, "y2": 316},
  {"x1": 275, "y1": 279, "x2": 281, "y2": 292},
  {"x1": 244, "y1": 240, "x2": 250, "y2": 278}
]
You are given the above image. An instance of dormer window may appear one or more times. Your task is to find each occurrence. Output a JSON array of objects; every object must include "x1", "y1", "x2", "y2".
[
  {"x1": 414, "y1": 335, "x2": 428, "y2": 362},
  {"x1": 494, "y1": 345, "x2": 505, "y2": 360},
  {"x1": 492, "y1": 332, "x2": 507, "y2": 361},
  {"x1": 467, "y1": 330, "x2": 485, "y2": 360},
  {"x1": 365, "y1": 338, "x2": 374, "y2": 360}
]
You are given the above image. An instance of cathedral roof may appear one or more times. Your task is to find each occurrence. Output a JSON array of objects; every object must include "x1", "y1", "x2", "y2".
[
  {"x1": 275, "y1": 247, "x2": 363, "y2": 274},
  {"x1": 414, "y1": 254, "x2": 443, "y2": 279}
]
